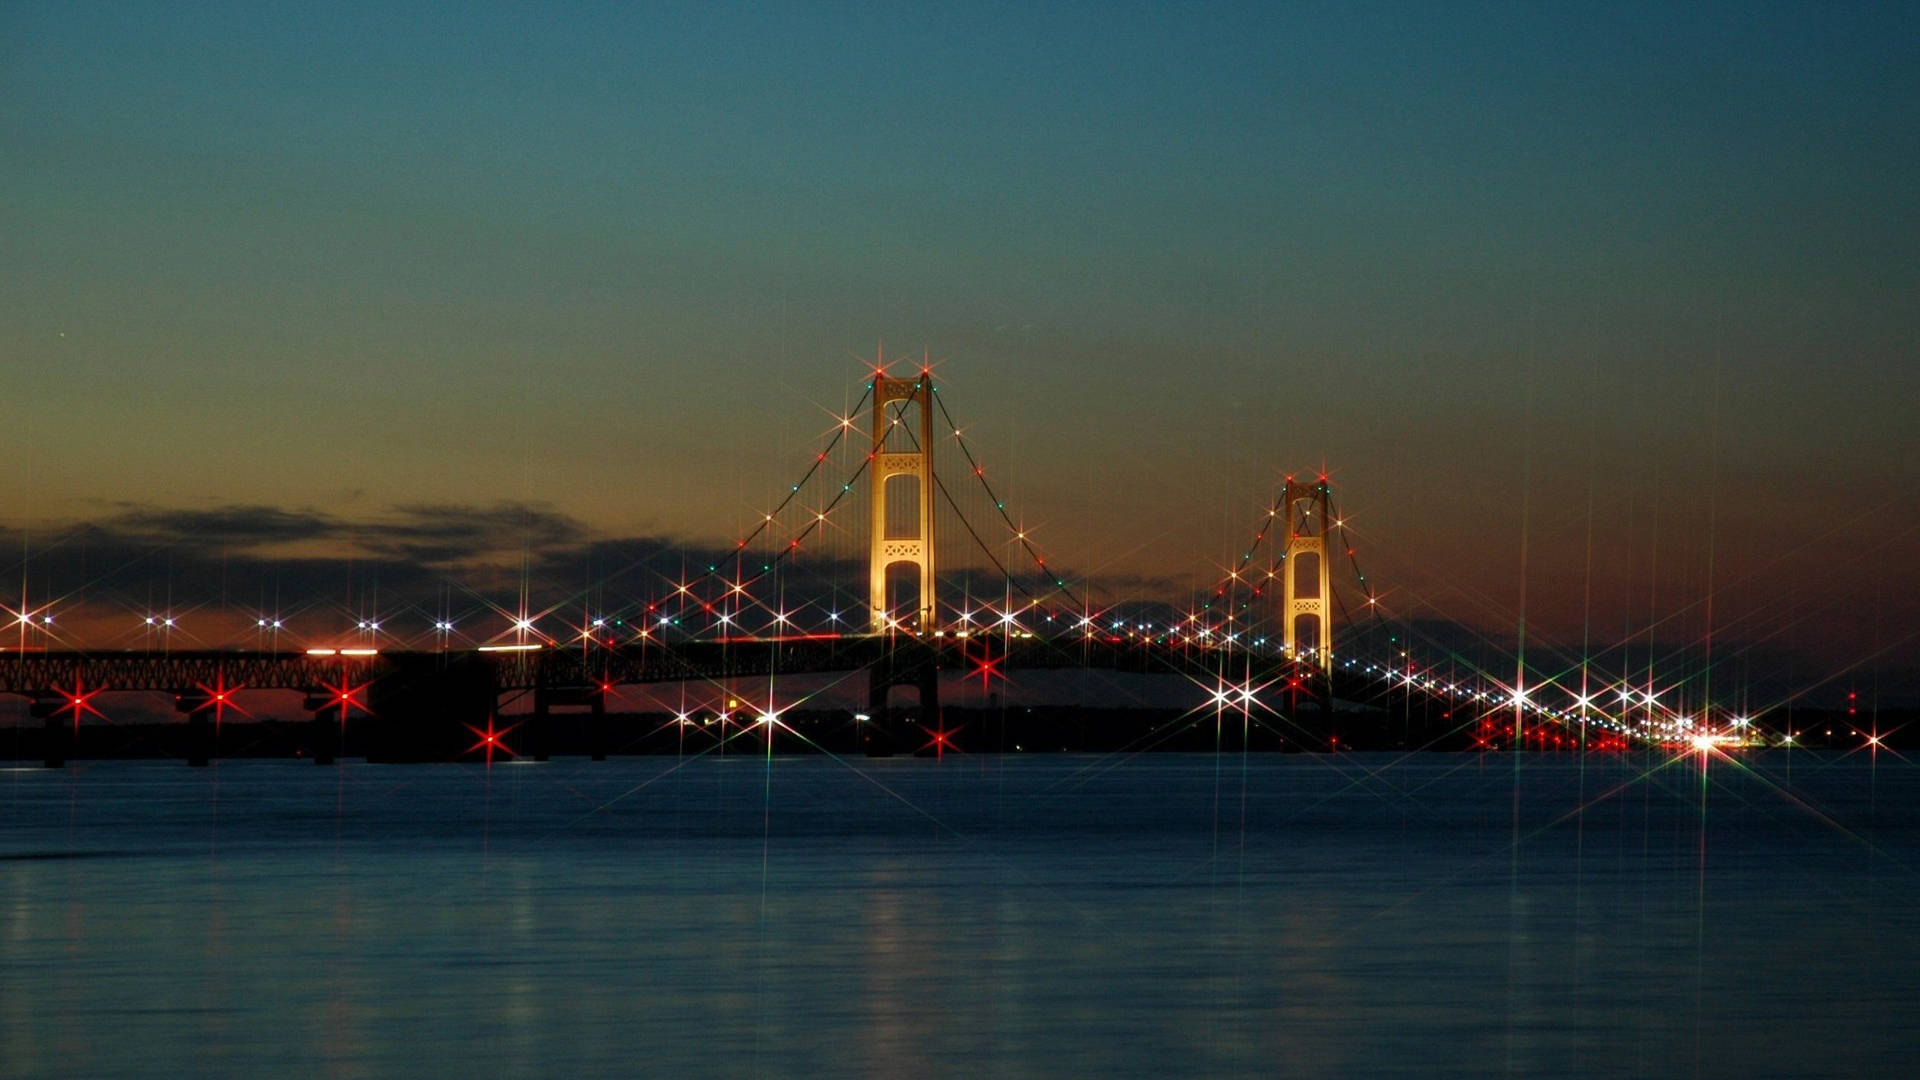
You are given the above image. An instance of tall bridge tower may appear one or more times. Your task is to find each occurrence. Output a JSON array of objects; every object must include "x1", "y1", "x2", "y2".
[
  {"x1": 868, "y1": 372, "x2": 937, "y2": 632},
  {"x1": 1282, "y1": 478, "x2": 1334, "y2": 674}
]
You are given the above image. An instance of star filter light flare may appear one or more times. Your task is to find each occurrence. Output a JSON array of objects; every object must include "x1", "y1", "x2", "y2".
[
  {"x1": 191, "y1": 672, "x2": 251, "y2": 726},
  {"x1": 465, "y1": 719, "x2": 519, "y2": 765}
]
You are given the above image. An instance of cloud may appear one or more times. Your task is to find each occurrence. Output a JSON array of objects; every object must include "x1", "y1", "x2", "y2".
[
  {"x1": 0, "y1": 501, "x2": 865, "y2": 624},
  {"x1": 358, "y1": 503, "x2": 588, "y2": 565},
  {"x1": 112, "y1": 505, "x2": 341, "y2": 547},
  {"x1": 0, "y1": 503, "x2": 599, "y2": 622},
  {"x1": 79, "y1": 501, "x2": 591, "y2": 568}
]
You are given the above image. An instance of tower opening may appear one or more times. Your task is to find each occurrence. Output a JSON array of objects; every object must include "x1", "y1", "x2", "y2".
[
  {"x1": 883, "y1": 473, "x2": 921, "y2": 539},
  {"x1": 1291, "y1": 613, "x2": 1324, "y2": 657},
  {"x1": 1288, "y1": 552, "x2": 1322, "y2": 598},
  {"x1": 882, "y1": 561, "x2": 924, "y2": 632}
]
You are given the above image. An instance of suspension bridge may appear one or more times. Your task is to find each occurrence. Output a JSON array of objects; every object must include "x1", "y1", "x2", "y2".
[{"x1": 3, "y1": 358, "x2": 1768, "y2": 765}]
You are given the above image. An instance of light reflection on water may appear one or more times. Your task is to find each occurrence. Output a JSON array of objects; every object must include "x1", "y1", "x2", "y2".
[{"x1": 2, "y1": 753, "x2": 1917, "y2": 1078}]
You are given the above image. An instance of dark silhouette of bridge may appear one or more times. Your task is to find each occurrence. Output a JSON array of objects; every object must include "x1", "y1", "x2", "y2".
[{"x1": 1, "y1": 358, "x2": 1756, "y2": 765}]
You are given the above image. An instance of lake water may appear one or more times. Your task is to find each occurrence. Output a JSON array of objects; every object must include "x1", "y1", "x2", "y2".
[{"x1": 3, "y1": 750, "x2": 1917, "y2": 1078}]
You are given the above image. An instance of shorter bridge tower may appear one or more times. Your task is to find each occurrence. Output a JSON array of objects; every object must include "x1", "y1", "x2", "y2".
[
  {"x1": 868, "y1": 371, "x2": 937, "y2": 633},
  {"x1": 1281, "y1": 478, "x2": 1334, "y2": 675}
]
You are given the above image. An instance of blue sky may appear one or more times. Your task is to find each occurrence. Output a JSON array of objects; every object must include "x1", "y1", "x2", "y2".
[{"x1": 3, "y1": 1, "x2": 1916, "y2": 691}]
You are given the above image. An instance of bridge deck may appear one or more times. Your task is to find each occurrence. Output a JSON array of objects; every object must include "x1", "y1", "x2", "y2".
[{"x1": 0, "y1": 638, "x2": 1359, "y2": 698}]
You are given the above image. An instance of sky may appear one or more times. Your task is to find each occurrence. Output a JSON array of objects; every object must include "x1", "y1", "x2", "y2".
[{"x1": 3, "y1": 2, "x2": 1917, "y2": 703}]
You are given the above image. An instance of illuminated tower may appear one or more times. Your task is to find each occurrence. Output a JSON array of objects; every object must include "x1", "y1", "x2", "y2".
[
  {"x1": 1282, "y1": 478, "x2": 1334, "y2": 674},
  {"x1": 868, "y1": 370, "x2": 936, "y2": 632}
]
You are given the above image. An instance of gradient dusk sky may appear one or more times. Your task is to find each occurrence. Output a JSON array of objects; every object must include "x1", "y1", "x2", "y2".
[{"x1": 3, "y1": 3, "x2": 1917, "y2": 697}]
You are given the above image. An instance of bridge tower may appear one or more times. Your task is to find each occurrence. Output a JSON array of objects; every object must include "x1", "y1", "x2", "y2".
[
  {"x1": 868, "y1": 370, "x2": 937, "y2": 633},
  {"x1": 1281, "y1": 478, "x2": 1334, "y2": 675}
]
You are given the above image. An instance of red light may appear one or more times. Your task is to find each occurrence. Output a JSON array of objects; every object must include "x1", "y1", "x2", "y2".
[
  {"x1": 194, "y1": 672, "x2": 251, "y2": 726},
  {"x1": 970, "y1": 652, "x2": 1003, "y2": 690},
  {"x1": 920, "y1": 723, "x2": 963, "y2": 759},
  {"x1": 59, "y1": 676, "x2": 106, "y2": 729},
  {"x1": 465, "y1": 719, "x2": 519, "y2": 765}
]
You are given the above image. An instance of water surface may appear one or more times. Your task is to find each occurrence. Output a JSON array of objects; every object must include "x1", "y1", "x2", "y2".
[{"x1": 4, "y1": 751, "x2": 1916, "y2": 1078}]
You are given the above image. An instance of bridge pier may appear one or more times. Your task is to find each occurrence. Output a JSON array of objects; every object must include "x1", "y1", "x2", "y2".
[
  {"x1": 175, "y1": 693, "x2": 214, "y2": 767},
  {"x1": 531, "y1": 693, "x2": 550, "y2": 761},
  {"x1": 1277, "y1": 662, "x2": 1338, "y2": 748},
  {"x1": 186, "y1": 714, "x2": 212, "y2": 766},
  {"x1": 363, "y1": 654, "x2": 497, "y2": 763},
  {"x1": 590, "y1": 690, "x2": 608, "y2": 761},
  {"x1": 528, "y1": 685, "x2": 607, "y2": 761},
  {"x1": 866, "y1": 643, "x2": 940, "y2": 757},
  {"x1": 304, "y1": 705, "x2": 341, "y2": 765},
  {"x1": 31, "y1": 703, "x2": 68, "y2": 768}
]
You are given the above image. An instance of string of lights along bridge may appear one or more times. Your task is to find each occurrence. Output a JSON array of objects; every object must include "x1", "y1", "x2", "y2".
[{"x1": 4, "y1": 354, "x2": 1813, "y2": 766}]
